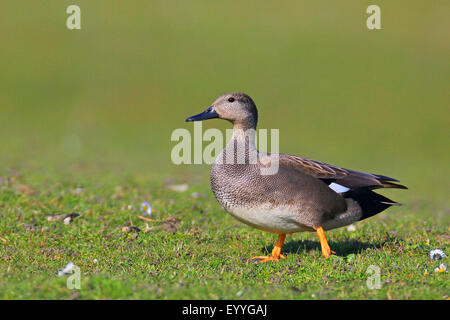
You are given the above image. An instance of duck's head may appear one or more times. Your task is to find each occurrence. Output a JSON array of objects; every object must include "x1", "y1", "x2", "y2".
[{"x1": 186, "y1": 92, "x2": 258, "y2": 129}]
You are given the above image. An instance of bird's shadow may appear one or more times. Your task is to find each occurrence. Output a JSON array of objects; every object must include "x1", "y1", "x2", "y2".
[{"x1": 262, "y1": 239, "x2": 385, "y2": 257}]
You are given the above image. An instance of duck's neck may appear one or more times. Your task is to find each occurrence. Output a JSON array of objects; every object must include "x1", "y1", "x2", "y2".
[
  {"x1": 227, "y1": 108, "x2": 258, "y2": 148},
  {"x1": 233, "y1": 117, "x2": 257, "y2": 132},
  {"x1": 215, "y1": 123, "x2": 258, "y2": 166},
  {"x1": 231, "y1": 120, "x2": 257, "y2": 147}
]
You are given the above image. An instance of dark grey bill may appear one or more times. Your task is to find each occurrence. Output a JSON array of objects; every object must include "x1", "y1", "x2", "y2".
[{"x1": 186, "y1": 106, "x2": 219, "y2": 122}]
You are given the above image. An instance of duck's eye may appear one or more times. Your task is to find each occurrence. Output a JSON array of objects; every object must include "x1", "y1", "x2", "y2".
[{"x1": 228, "y1": 97, "x2": 235, "y2": 103}]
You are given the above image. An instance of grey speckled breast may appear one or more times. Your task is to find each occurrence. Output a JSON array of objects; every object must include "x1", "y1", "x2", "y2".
[{"x1": 209, "y1": 138, "x2": 361, "y2": 234}]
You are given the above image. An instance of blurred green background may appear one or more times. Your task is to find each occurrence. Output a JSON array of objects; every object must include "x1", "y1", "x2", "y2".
[{"x1": 0, "y1": 0, "x2": 449, "y2": 204}]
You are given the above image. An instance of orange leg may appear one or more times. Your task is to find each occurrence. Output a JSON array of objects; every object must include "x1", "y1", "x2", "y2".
[
  {"x1": 316, "y1": 227, "x2": 336, "y2": 259},
  {"x1": 251, "y1": 234, "x2": 287, "y2": 263}
]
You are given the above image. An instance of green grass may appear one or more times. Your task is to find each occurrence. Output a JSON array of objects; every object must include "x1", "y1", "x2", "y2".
[
  {"x1": 0, "y1": 1, "x2": 449, "y2": 299},
  {"x1": 0, "y1": 170, "x2": 448, "y2": 299}
]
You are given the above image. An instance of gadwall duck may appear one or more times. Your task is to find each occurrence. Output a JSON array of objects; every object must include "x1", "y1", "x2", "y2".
[{"x1": 186, "y1": 92, "x2": 407, "y2": 262}]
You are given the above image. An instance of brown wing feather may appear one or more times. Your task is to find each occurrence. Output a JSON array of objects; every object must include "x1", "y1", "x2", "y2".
[{"x1": 278, "y1": 154, "x2": 407, "y2": 190}]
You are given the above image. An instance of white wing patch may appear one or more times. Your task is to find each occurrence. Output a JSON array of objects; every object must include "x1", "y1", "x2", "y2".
[{"x1": 329, "y1": 182, "x2": 350, "y2": 193}]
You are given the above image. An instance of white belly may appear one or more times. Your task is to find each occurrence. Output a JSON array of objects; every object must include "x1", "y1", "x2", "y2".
[{"x1": 226, "y1": 203, "x2": 312, "y2": 234}]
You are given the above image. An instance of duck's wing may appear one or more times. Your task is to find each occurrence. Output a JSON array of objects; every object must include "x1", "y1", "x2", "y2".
[{"x1": 278, "y1": 154, "x2": 407, "y2": 190}]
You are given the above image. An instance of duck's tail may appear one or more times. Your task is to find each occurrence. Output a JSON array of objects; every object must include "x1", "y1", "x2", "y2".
[{"x1": 343, "y1": 188, "x2": 402, "y2": 221}]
